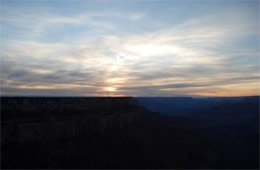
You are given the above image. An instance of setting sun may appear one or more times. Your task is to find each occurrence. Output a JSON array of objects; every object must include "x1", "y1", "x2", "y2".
[{"x1": 1, "y1": 0, "x2": 259, "y2": 97}]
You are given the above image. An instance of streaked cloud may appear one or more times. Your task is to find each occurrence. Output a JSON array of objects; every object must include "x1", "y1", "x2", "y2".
[{"x1": 1, "y1": 0, "x2": 259, "y2": 96}]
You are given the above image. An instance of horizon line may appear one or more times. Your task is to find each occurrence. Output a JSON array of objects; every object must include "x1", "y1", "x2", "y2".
[{"x1": 1, "y1": 95, "x2": 259, "y2": 98}]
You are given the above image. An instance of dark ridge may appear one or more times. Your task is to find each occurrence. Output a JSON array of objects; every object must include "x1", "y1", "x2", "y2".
[
  {"x1": 136, "y1": 96, "x2": 259, "y2": 169},
  {"x1": 1, "y1": 97, "x2": 211, "y2": 169},
  {"x1": 1, "y1": 96, "x2": 259, "y2": 169}
]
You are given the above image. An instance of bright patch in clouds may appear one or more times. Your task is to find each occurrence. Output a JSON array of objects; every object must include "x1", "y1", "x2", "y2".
[
  {"x1": 104, "y1": 87, "x2": 117, "y2": 92},
  {"x1": 1, "y1": 0, "x2": 259, "y2": 96}
]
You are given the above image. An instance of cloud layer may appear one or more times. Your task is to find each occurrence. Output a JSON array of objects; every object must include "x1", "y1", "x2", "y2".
[{"x1": 1, "y1": 0, "x2": 259, "y2": 96}]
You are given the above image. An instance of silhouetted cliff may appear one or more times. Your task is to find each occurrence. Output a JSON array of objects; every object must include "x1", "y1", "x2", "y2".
[
  {"x1": 137, "y1": 96, "x2": 260, "y2": 169},
  {"x1": 1, "y1": 97, "x2": 212, "y2": 169}
]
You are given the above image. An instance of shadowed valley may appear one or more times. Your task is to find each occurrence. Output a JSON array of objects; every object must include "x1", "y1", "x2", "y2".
[{"x1": 1, "y1": 96, "x2": 259, "y2": 169}]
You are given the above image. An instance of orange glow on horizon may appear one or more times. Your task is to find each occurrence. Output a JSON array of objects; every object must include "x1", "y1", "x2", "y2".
[{"x1": 191, "y1": 89, "x2": 260, "y2": 97}]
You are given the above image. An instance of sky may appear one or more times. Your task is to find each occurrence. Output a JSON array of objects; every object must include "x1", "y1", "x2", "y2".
[{"x1": 1, "y1": 0, "x2": 259, "y2": 97}]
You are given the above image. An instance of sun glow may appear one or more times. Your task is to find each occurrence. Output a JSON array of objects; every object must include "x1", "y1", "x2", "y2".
[
  {"x1": 103, "y1": 87, "x2": 117, "y2": 92},
  {"x1": 106, "y1": 78, "x2": 123, "y2": 83}
]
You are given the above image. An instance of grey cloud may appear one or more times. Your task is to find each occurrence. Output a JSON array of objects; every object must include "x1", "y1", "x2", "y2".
[
  {"x1": 211, "y1": 76, "x2": 260, "y2": 86},
  {"x1": 1, "y1": 87, "x2": 96, "y2": 96},
  {"x1": 121, "y1": 83, "x2": 207, "y2": 91},
  {"x1": 1, "y1": 59, "x2": 108, "y2": 90},
  {"x1": 128, "y1": 64, "x2": 222, "y2": 82},
  {"x1": 8, "y1": 70, "x2": 29, "y2": 79}
]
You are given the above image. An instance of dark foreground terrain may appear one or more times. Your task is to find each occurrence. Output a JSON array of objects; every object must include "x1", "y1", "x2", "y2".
[{"x1": 1, "y1": 96, "x2": 259, "y2": 169}]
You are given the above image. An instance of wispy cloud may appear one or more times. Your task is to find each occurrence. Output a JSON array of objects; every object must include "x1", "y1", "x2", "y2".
[{"x1": 1, "y1": 0, "x2": 259, "y2": 96}]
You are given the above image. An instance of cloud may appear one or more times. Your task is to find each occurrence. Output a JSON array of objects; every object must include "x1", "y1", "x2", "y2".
[{"x1": 1, "y1": 2, "x2": 259, "y2": 96}]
